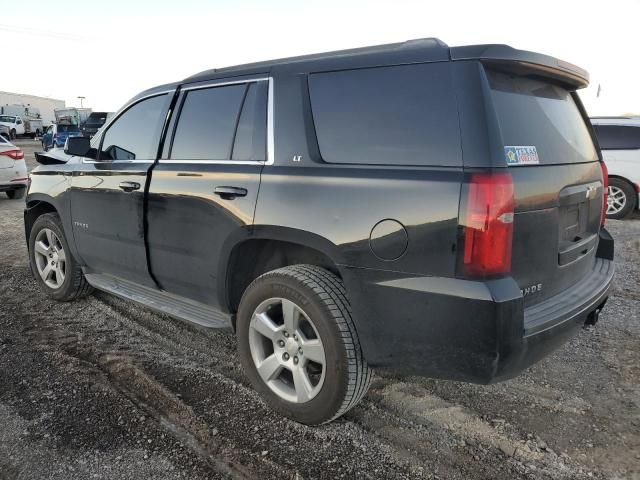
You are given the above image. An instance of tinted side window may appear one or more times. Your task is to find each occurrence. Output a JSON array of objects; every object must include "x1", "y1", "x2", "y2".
[
  {"x1": 593, "y1": 125, "x2": 640, "y2": 150},
  {"x1": 100, "y1": 94, "x2": 168, "y2": 161},
  {"x1": 171, "y1": 84, "x2": 246, "y2": 160},
  {"x1": 232, "y1": 82, "x2": 268, "y2": 161},
  {"x1": 308, "y1": 63, "x2": 461, "y2": 166}
]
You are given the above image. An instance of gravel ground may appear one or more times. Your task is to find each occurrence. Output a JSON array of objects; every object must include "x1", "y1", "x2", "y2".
[{"x1": 0, "y1": 140, "x2": 638, "y2": 480}]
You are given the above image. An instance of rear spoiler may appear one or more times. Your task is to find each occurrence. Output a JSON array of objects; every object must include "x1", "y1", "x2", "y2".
[{"x1": 450, "y1": 44, "x2": 589, "y2": 89}]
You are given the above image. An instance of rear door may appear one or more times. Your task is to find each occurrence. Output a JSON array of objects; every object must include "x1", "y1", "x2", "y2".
[
  {"x1": 146, "y1": 78, "x2": 268, "y2": 307},
  {"x1": 483, "y1": 69, "x2": 604, "y2": 307},
  {"x1": 69, "y1": 92, "x2": 172, "y2": 287}
]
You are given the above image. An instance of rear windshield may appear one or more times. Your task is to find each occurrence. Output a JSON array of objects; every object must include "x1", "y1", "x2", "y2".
[
  {"x1": 487, "y1": 70, "x2": 598, "y2": 165},
  {"x1": 592, "y1": 125, "x2": 640, "y2": 150},
  {"x1": 57, "y1": 124, "x2": 80, "y2": 133}
]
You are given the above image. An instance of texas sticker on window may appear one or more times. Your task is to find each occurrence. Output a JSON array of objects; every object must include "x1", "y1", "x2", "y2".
[{"x1": 504, "y1": 146, "x2": 540, "y2": 166}]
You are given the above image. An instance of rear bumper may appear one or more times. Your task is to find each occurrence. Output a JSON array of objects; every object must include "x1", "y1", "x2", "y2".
[
  {"x1": 343, "y1": 229, "x2": 615, "y2": 383},
  {"x1": 0, "y1": 181, "x2": 28, "y2": 191}
]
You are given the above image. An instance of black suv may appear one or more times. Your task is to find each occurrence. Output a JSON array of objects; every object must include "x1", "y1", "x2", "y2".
[{"x1": 26, "y1": 39, "x2": 614, "y2": 425}]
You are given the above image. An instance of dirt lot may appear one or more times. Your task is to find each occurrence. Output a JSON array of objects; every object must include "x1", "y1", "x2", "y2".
[{"x1": 1, "y1": 139, "x2": 638, "y2": 480}]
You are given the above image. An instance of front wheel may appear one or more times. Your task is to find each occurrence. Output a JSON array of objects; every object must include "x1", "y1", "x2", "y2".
[
  {"x1": 28, "y1": 213, "x2": 93, "y2": 301},
  {"x1": 237, "y1": 265, "x2": 372, "y2": 425},
  {"x1": 607, "y1": 178, "x2": 636, "y2": 220},
  {"x1": 10, "y1": 129, "x2": 16, "y2": 140}
]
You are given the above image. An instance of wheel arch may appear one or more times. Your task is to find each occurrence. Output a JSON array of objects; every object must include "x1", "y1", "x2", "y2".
[
  {"x1": 220, "y1": 226, "x2": 346, "y2": 326},
  {"x1": 24, "y1": 198, "x2": 60, "y2": 242}
]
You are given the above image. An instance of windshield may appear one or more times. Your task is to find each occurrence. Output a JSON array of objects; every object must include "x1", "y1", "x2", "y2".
[
  {"x1": 487, "y1": 70, "x2": 598, "y2": 165},
  {"x1": 57, "y1": 124, "x2": 80, "y2": 133},
  {"x1": 0, "y1": 115, "x2": 16, "y2": 123}
]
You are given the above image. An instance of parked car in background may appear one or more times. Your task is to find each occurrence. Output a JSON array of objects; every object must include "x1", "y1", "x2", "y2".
[
  {"x1": 41, "y1": 123, "x2": 82, "y2": 151},
  {"x1": 0, "y1": 125, "x2": 9, "y2": 140},
  {"x1": 26, "y1": 39, "x2": 614, "y2": 425},
  {"x1": 0, "y1": 114, "x2": 43, "y2": 139},
  {"x1": 81, "y1": 112, "x2": 111, "y2": 138},
  {"x1": 591, "y1": 117, "x2": 640, "y2": 219},
  {"x1": 0, "y1": 135, "x2": 27, "y2": 199}
]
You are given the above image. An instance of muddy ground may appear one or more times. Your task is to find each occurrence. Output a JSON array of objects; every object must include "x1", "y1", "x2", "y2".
[{"x1": 0, "y1": 140, "x2": 638, "y2": 479}]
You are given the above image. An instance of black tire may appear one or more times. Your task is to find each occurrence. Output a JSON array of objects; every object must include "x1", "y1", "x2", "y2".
[
  {"x1": 6, "y1": 188, "x2": 25, "y2": 199},
  {"x1": 28, "y1": 213, "x2": 93, "y2": 301},
  {"x1": 10, "y1": 129, "x2": 16, "y2": 140},
  {"x1": 607, "y1": 177, "x2": 636, "y2": 220},
  {"x1": 237, "y1": 264, "x2": 372, "y2": 425}
]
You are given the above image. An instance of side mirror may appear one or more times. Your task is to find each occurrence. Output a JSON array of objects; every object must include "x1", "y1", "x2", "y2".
[{"x1": 64, "y1": 136, "x2": 91, "y2": 157}]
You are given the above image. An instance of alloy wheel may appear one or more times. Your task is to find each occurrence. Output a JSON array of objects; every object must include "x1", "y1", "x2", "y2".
[
  {"x1": 248, "y1": 297, "x2": 326, "y2": 403},
  {"x1": 607, "y1": 185, "x2": 627, "y2": 216},
  {"x1": 33, "y1": 228, "x2": 66, "y2": 289}
]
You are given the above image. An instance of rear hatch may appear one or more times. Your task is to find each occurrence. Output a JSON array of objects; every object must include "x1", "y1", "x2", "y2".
[{"x1": 485, "y1": 68, "x2": 604, "y2": 308}]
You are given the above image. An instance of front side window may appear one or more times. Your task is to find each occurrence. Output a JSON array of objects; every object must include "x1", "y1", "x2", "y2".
[
  {"x1": 308, "y1": 63, "x2": 462, "y2": 166},
  {"x1": 100, "y1": 94, "x2": 168, "y2": 161}
]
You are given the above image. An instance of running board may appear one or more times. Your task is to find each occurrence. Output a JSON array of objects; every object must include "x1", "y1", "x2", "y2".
[{"x1": 84, "y1": 273, "x2": 231, "y2": 329}]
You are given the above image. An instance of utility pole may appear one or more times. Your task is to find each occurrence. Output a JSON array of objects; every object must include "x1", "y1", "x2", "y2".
[{"x1": 77, "y1": 96, "x2": 85, "y2": 108}]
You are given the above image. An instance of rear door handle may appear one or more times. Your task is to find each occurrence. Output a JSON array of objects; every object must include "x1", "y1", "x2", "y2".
[
  {"x1": 214, "y1": 186, "x2": 247, "y2": 200},
  {"x1": 118, "y1": 181, "x2": 141, "y2": 192}
]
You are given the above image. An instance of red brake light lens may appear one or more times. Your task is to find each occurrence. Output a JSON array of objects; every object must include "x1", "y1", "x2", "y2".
[
  {"x1": 0, "y1": 149, "x2": 24, "y2": 160},
  {"x1": 600, "y1": 161, "x2": 608, "y2": 226},
  {"x1": 462, "y1": 172, "x2": 515, "y2": 277}
]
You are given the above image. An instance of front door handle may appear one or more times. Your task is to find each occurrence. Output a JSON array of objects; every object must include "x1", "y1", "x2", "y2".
[
  {"x1": 214, "y1": 186, "x2": 247, "y2": 200},
  {"x1": 118, "y1": 181, "x2": 141, "y2": 192}
]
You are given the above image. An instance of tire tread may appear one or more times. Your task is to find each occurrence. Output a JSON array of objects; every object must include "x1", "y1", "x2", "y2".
[{"x1": 252, "y1": 264, "x2": 372, "y2": 423}]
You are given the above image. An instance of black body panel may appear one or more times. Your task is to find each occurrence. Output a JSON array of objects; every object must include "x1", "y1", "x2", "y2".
[{"x1": 147, "y1": 163, "x2": 261, "y2": 307}]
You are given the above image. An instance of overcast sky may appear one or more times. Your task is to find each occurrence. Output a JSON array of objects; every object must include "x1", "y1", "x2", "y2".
[{"x1": 1, "y1": 0, "x2": 638, "y2": 115}]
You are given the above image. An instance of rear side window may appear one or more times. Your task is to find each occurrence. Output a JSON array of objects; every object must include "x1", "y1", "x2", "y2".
[
  {"x1": 170, "y1": 84, "x2": 247, "y2": 161},
  {"x1": 593, "y1": 125, "x2": 640, "y2": 150},
  {"x1": 308, "y1": 63, "x2": 461, "y2": 166},
  {"x1": 488, "y1": 70, "x2": 598, "y2": 165}
]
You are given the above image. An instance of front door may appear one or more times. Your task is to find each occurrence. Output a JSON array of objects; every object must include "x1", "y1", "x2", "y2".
[
  {"x1": 69, "y1": 92, "x2": 172, "y2": 287},
  {"x1": 147, "y1": 78, "x2": 269, "y2": 307}
]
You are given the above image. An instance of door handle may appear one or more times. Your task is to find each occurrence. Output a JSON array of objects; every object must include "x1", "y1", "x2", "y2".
[
  {"x1": 214, "y1": 186, "x2": 247, "y2": 200},
  {"x1": 118, "y1": 181, "x2": 141, "y2": 192}
]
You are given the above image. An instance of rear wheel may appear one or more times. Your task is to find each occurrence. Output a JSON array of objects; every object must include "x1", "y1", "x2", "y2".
[
  {"x1": 237, "y1": 265, "x2": 372, "y2": 425},
  {"x1": 10, "y1": 129, "x2": 16, "y2": 140},
  {"x1": 28, "y1": 213, "x2": 93, "y2": 301},
  {"x1": 607, "y1": 178, "x2": 636, "y2": 220},
  {"x1": 6, "y1": 188, "x2": 25, "y2": 199}
]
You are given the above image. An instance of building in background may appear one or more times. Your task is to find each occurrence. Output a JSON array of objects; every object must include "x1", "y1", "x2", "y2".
[{"x1": 0, "y1": 91, "x2": 65, "y2": 127}]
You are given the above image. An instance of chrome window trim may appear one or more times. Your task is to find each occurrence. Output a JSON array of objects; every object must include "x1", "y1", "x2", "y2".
[
  {"x1": 160, "y1": 76, "x2": 274, "y2": 166},
  {"x1": 83, "y1": 76, "x2": 275, "y2": 166}
]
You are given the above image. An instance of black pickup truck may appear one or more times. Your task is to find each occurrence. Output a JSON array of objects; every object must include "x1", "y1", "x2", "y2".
[{"x1": 26, "y1": 38, "x2": 614, "y2": 425}]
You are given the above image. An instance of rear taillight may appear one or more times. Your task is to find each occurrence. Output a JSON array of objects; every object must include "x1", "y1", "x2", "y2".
[
  {"x1": 600, "y1": 161, "x2": 608, "y2": 226},
  {"x1": 0, "y1": 149, "x2": 24, "y2": 160},
  {"x1": 461, "y1": 172, "x2": 515, "y2": 277}
]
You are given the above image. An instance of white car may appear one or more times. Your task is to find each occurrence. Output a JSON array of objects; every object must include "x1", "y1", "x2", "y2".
[
  {"x1": 0, "y1": 135, "x2": 28, "y2": 199},
  {"x1": 591, "y1": 117, "x2": 640, "y2": 219}
]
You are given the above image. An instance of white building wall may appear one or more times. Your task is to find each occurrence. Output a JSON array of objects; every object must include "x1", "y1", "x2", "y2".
[{"x1": 0, "y1": 91, "x2": 65, "y2": 126}]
